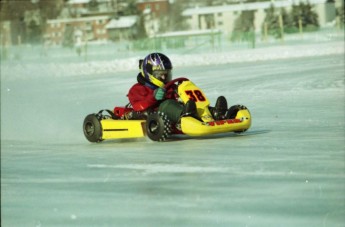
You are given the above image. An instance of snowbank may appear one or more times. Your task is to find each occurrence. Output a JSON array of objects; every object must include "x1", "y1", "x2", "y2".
[{"x1": 1, "y1": 40, "x2": 344, "y2": 80}]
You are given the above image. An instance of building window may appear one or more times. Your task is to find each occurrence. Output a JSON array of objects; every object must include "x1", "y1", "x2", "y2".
[
  {"x1": 97, "y1": 29, "x2": 106, "y2": 34},
  {"x1": 51, "y1": 23, "x2": 61, "y2": 28},
  {"x1": 218, "y1": 21, "x2": 223, "y2": 26},
  {"x1": 218, "y1": 12, "x2": 222, "y2": 17}
]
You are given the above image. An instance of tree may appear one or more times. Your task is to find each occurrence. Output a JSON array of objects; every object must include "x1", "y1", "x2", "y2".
[
  {"x1": 263, "y1": 2, "x2": 319, "y2": 37},
  {"x1": 280, "y1": 8, "x2": 292, "y2": 31},
  {"x1": 336, "y1": 5, "x2": 344, "y2": 28},
  {"x1": 123, "y1": 1, "x2": 138, "y2": 16},
  {"x1": 37, "y1": 0, "x2": 63, "y2": 20},
  {"x1": 136, "y1": 15, "x2": 147, "y2": 39},
  {"x1": 88, "y1": 0, "x2": 99, "y2": 12},
  {"x1": 62, "y1": 24, "x2": 74, "y2": 48},
  {"x1": 289, "y1": 2, "x2": 319, "y2": 33},
  {"x1": 231, "y1": 10, "x2": 255, "y2": 42},
  {"x1": 169, "y1": 0, "x2": 189, "y2": 31},
  {"x1": 300, "y1": 2, "x2": 319, "y2": 30},
  {"x1": 0, "y1": 0, "x2": 64, "y2": 44},
  {"x1": 262, "y1": 4, "x2": 281, "y2": 38},
  {"x1": 27, "y1": 19, "x2": 42, "y2": 43}
]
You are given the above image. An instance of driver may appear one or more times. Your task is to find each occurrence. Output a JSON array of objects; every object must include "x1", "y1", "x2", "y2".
[
  {"x1": 127, "y1": 52, "x2": 229, "y2": 122},
  {"x1": 127, "y1": 52, "x2": 196, "y2": 122}
]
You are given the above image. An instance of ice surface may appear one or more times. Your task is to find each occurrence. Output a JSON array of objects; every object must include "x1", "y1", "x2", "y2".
[{"x1": 1, "y1": 35, "x2": 345, "y2": 226}]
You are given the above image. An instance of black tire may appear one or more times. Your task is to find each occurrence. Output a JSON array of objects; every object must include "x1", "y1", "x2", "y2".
[
  {"x1": 146, "y1": 112, "x2": 171, "y2": 142},
  {"x1": 83, "y1": 114, "x2": 103, "y2": 142},
  {"x1": 226, "y1": 105, "x2": 247, "y2": 119},
  {"x1": 226, "y1": 105, "x2": 248, "y2": 134},
  {"x1": 234, "y1": 130, "x2": 247, "y2": 134}
]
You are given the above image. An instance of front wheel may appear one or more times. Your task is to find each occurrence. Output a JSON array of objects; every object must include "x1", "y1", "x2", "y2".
[
  {"x1": 83, "y1": 114, "x2": 103, "y2": 142},
  {"x1": 146, "y1": 112, "x2": 171, "y2": 141}
]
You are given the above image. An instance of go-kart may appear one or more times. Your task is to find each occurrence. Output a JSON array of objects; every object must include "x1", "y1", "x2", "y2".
[{"x1": 83, "y1": 77, "x2": 251, "y2": 142}]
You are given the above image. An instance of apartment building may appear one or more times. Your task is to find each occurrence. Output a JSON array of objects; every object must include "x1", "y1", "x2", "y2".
[{"x1": 182, "y1": 0, "x2": 340, "y2": 35}]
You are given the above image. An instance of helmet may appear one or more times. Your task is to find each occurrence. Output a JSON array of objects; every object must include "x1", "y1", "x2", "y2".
[{"x1": 140, "y1": 53, "x2": 172, "y2": 88}]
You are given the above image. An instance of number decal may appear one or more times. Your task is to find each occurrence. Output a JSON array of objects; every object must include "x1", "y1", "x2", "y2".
[
  {"x1": 185, "y1": 90, "x2": 206, "y2": 102},
  {"x1": 194, "y1": 90, "x2": 206, "y2": 101},
  {"x1": 185, "y1": 90, "x2": 197, "y2": 102}
]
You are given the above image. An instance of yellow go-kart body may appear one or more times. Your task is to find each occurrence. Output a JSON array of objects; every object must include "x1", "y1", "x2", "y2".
[
  {"x1": 100, "y1": 119, "x2": 146, "y2": 140},
  {"x1": 83, "y1": 79, "x2": 251, "y2": 142},
  {"x1": 176, "y1": 80, "x2": 251, "y2": 136}
]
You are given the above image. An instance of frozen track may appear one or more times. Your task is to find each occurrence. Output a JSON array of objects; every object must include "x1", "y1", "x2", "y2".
[{"x1": 1, "y1": 53, "x2": 345, "y2": 226}]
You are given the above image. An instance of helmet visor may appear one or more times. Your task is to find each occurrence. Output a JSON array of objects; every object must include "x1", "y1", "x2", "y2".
[{"x1": 152, "y1": 70, "x2": 172, "y2": 84}]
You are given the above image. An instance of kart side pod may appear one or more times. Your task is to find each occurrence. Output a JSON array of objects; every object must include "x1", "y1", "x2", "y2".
[
  {"x1": 83, "y1": 114, "x2": 146, "y2": 142},
  {"x1": 180, "y1": 108, "x2": 251, "y2": 136}
]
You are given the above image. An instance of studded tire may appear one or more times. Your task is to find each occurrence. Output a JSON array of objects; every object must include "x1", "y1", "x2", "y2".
[
  {"x1": 226, "y1": 105, "x2": 248, "y2": 134},
  {"x1": 146, "y1": 112, "x2": 172, "y2": 142},
  {"x1": 83, "y1": 114, "x2": 103, "y2": 142}
]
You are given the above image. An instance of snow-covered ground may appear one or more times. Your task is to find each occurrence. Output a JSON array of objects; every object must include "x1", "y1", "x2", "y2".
[{"x1": 1, "y1": 31, "x2": 345, "y2": 226}]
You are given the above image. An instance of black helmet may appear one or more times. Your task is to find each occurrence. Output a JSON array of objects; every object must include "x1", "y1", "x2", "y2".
[{"x1": 140, "y1": 53, "x2": 172, "y2": 88}]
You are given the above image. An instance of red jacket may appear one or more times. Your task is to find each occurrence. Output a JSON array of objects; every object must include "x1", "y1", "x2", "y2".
[
  {"x1": 127, "y1": 83, "x2": 157, "y2": 111},
  {"x1": 127, "y1": 82, "x2": 177, "y2": 111}
]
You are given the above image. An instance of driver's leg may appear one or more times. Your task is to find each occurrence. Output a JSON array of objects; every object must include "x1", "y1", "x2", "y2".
[
  {"x1": 158, "y1": 99, "x2": 197, "y2": 123},
  {"x1": 158, "y1": 100, "x2": 184, "y2": 123}
]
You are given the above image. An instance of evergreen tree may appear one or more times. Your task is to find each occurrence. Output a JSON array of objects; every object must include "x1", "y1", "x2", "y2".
[
  {"x1": 136, "y1": 15, "x2": 147, "y2": 39},
  {"x1": 280, "y1": 8, "x2": 292, "y2": 30},
  {"x1": 37, "y1": 1, "x2": 62, "y2": 20},
  {"x1": 300, "y1": 2, "x2": 319, "y2": 30},
  {"x1": 88, "y1": 0, "x2": 99, "y2": 12},
  {"x1": 27, "y1": 19, "x2": 42, "y2": 43},
  {"x1": 231, "y1": 10, "x2": 255, "y2": 42},
  {"x1": 290, "y1": 4, "x2": 301, "y2": 29},
  {"x1": 62, "y1": 24, "x2": 74, "y2": 48},
  {"x1": 289, "y1": 2, "x2": 319, "y2": 33},
  {"x1": 262, "y1": 4, "x2": 317, "y2": 38},
  {"x1": 0, "y1": 0, "x2": 63, "y2": 44},
  {"x1": 123, "y1": 1, "x2": 138, "y2": 16},
  {"x1": 262, "y1": 4, "x2": 281, "y2": 38},
  {"x1": 169, "y1": 0, "x2": 189, "y2": 31},
  {"x1": 336, "y1": 5, "x2": 344, "y2": 28}
]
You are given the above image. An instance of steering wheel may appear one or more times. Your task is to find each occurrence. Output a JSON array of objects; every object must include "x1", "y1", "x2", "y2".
[
  {"x1": 164, "y1": 77, "x2": 189, "y2": 91},
  {"x1": 163, "y1": 77, "x2": 189, "y2": 101}
]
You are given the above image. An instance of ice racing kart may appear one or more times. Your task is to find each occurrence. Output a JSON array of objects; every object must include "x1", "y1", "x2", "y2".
[{"x1": 83, "y1": 77, "x2": 251, "y2": 142}]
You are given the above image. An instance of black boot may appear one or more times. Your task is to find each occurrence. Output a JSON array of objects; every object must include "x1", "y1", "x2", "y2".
[
  {"x1": 213, "y1": 96, "x2": 228, "y2": 120},
  {"x1": 182, "y1": 100, "x2": 197, "y2": 117}
]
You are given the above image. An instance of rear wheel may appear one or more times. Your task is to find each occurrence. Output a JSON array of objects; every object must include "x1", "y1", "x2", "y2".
[
  {"x1": 226, "y1": 105, "x2": 243, "y2": 119},
  {"x1": 146, "y1": 112, "x2": 171, "y2": 141},
  {"x1": 83, "y1": 114, "x2": 103, "y2": 142},
  {"x1": 226, "y1": 105, "x2": 248, "y2": 134}
]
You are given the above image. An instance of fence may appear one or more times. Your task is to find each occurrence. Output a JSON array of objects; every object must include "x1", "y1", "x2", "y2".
[
  {"x1": 0, "y1": 27, "x2": 343, "y2": 64},
  {"x1": 132, "y1": 30, "x2": 222, "y2": 53}
]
